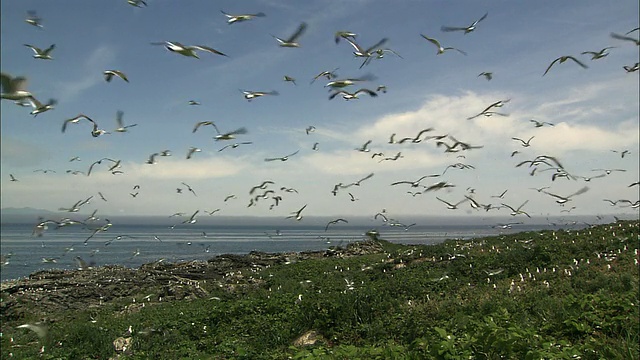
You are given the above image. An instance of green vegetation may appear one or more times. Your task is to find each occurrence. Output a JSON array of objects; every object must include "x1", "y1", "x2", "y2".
[{"x1": 2, "y1": 220, "x2": 638, "y2": 359}]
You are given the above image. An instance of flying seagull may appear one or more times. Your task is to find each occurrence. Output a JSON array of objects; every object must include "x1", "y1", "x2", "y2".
[
  {"x1": 441, "y1": 12, "x2": 488, "y2": 34},
  {"x1": 286, "y1": 204, "x2": 307, "y2": 221},
  {"x1": 543, "y1": 56, "x2": 588, "y2": 76},
  {"x1": 541, "y1": 186, "x2": 589, "y2": 204},
  {"x1": 265, "y1": 150, "x2": 300, "y2": 162},
  {"x1": 420, "y1": 35, "x2": 467, "y2": 55},
  {"x1": 325, "y1": 218, "x2": 348, "y2": 231},
  {"x1": 214, "y1": 126, "x2": 248, "y2": 141},
  {"x1": 25, "y1": 10, "x2": 43, "y2": 28},
  {"x1": 29, "y1": 98, "x2": 57, "y2": 117},
  {"x1": 328, "y1": 88, "x2": 378, "y2": 100},
  {"x1": 273, "y1": 22, "x2": 307, "y2": 47},
  {"x1": 241, "y1": 89, "x2": 279, "y2": 101},
  {"x1": 24, "y1": 44, "x2": 56, "y2": 59},
  {"x1": 220, "y1": 10, "x2": 265, "y2": 24},
  {"x1": 1, "y1": 72, "x2": 36, "y2": 103},
  {"x1": 530, "y1": 119, "x2": 554, "y2": 127},
  {"x1": 581, "y1": 47, "x2": 616, "y2": 60},
  {"x1": 113, "y1": 110, "x2": 137, "y2": 132},
  {"x1": 104, "y1": 70, "x2": 129, "y2": 83},
  {"x1": 478, "y1": 72, "x2": 493, "y2": 80},
  {"x1": 610, "y1": 32, "x2": 640, "y2": 46},
  {"x1": 151, "y1": 41, "x2": 228, "y2": 58}
]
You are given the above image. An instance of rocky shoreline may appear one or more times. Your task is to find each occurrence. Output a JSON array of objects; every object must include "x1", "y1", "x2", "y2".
[{"x1": 1, "y1": 239, "x2": 386, "y2": 322}]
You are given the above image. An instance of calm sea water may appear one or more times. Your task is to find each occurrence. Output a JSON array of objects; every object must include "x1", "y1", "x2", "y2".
[{"x1": 1, "y1": 221, "x2": 550, "y2": 282}]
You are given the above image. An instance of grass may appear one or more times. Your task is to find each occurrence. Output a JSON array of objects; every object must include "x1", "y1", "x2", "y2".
[{"x1": 1, "y1": 220, "x2": 638, "y2": 359}]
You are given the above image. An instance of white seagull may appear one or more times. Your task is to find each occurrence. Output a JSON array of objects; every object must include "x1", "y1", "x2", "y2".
[
  {"x1": 104, "y1": 70, "x2": 129, "y2": 83},
  {"x1": 151, "y1": 41, "x2": 228, "y2": 58},
  {"x1": 220, "y1": 10, "x2": 265, "y2": 24},
  {"x1": 273, "y1": 22, "x2": 307, "y2": 47},
  {"x1": 24, "y1": 44, "x2": 56, "y2": 59},
  {"x1": 441, "y1": 12, "x2": 488, "y2": 34},
  {"x1": 420, "y1": 35, "x2": 467, "y2": 55}
]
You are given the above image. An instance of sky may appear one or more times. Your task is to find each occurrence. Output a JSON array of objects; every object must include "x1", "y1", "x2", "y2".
[{"x1": 1, "y1": 0, "x2": 639, "y2": 222}]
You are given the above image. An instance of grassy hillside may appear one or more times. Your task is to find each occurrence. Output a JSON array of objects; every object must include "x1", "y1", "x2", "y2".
[{"x1": 2, "y1": 220, "x2": 638, "y2": 359}]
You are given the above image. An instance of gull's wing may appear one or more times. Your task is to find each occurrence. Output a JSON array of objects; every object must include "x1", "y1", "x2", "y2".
[
  {"x1": 116, "y1": 110, "x2": 124, "y2": 128},
  {"x1": 441, "y1": 26, "x2": 467, "y2": 32},
  {"x1": 543, "y1": 58, "x2": 561, "y2": 76},
  {"x1": 192, "y1": 45, "x2": 228, "y2": 57},
  {"x1": 24, "y1": 44, "x2": 43, "y2": 54},
  {"x1": 354, "y1": 88, "x2": 378, "y2": 97},
  {"x1": 420, "y1": 35, "x2": 440, "y2": 47},
  {"x1": 286, "y1": 22, "x2": 307, "y2": 42},
  {"x1": 365, "y1": 38, "x2": 388, "y2": 53},
  {"x1": 567, "y1": 56, "x2": 588, "y2": 69}
]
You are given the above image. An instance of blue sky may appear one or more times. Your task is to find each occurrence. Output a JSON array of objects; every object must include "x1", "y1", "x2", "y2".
[{"x1": 1, "y1": 0, "x2": 638, "y2": 220}]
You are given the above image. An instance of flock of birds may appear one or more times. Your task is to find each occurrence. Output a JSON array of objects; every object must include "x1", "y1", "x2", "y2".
[{"x1": 1, "y1": 4, "x2": 639, "y2": 275}]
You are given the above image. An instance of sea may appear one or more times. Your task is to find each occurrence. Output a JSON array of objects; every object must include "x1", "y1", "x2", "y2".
[{"x1": 0, "y1": 219, "x2": 579, "y2": 282}]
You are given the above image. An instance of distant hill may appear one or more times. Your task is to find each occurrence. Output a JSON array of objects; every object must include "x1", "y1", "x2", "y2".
[{"x1": 1, "y1": 207, "x2": 55, "y2": 215}]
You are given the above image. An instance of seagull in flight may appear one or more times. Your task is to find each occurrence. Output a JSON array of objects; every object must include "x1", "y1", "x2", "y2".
[
  {"x1": 478, "y1": 72, "x2": 493, "y2": 80},
  {"x1": 127, "y1": 0, "x2": 147, "y2": 7},
  {"x1": 1, "y1": 72, "x2": 36, "y2": 103},
  {"x1": 501, "y1": 200, "x2": 531, "y2": 218},
  {"x1": 328, "y1": 88, "x2": 377, "y2": 100},
  {"x1": 220, "y1": 10, "x2": 265, "y2": 24},
  {"x1": 9, "y1": 174, "x2": 18, "y2": 182},
  {"x1": 325, "y1": 73, "x2": 376, "y2": 89},
  {"x1": 286, "y1": 204, "x2": 307, "y2": 221},
  {"x1": 325, "y1": 218, "x2": 348, "y2": 231},
  {"x1": 181, "y1": 182, "x2": 197, "y2": 196},
  {"x1": 104, "y1": 70, "x2": 129, "y2": 83},
  {"x1": 543, "y1": 56, "x2": 588, "y2": 76},
  {"x1": 241, "y1": 90, "x2": 279, "y2": 101},
  {"x1": 420, "y1": 35, "x2": 467, "y2": 55},
  {"x1": 186, "y1": 147, "x2": 201, "y2": 159},
  {"x1": 214, "y1": 126, "x2": 248, "y2": 141},
  {"x1": 151, "y1": 41, "x2": 228, "y2": 58},
  {"x1": 181, "y1": 210, "x2": 200, "y2": 224},
  {"x1": 265, "y1": 150, "x2": 299, "y2": 162},
  {"x1": 610, "y1": 32, "x2": 640, "y2": 46},
  {"x1": 218, "y1": 142, "x2": 253, "y2": 151},
  {"x1": 541, "y1": 186, "x2": 589, "y2": 204},
  {"x1": 581, "y1": 47, "x2": 616, "y2": 60},
  {"x1": 113, "y1": 110, "x2": 137, "y2": 132},
  {"x1": 530, "y1": 119, "x2": 554, "y2": 128},
  {"x1": 355, "y1": 140, "x2": 372, "y2": 152},
  {"x1": 310, "y1": 68, "x2": 339, "y2": 84},
  {"x1": 512, "y1": 136, "x2": 535, "y2": 147},
  {"x1": 436, "y1": 197, "x2": 467, "y2": 210},
  {"x1": 25, "y1": 10, "x2": 43, "y2": 28},
  {"x1": 24, "y1": 44, "x2": 55, "y2": 59},
  {"x1": 441, "y1": 12, "x2": 488, "y2": 34},
  {"x1": 29, "y1": 98, "x2": 57, "y2": 117},
  {"x1": 273, "y1": 22, "x2": 307, "y2": 47}
]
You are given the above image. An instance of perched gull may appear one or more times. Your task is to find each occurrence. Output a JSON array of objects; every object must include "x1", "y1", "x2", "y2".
[
  {"x1": 151, "y1": 41, "x2": 228, "y2": 58},
  {"x1": 441, "y1": 12, "x2": 488, "y2": 34},
  {"x1": 104, "y1": 70, "x2": 129, "y2": 83},
  {"x1": 24, "y1": 44, "x2": 56, "y2": 59},
  {"x1": 220, "y1": 10, "x2": 265, "y2": 24},
  {"x1": 420, "y1": 35, "x2": 467, "y2": 55},
  {"x1": 273, "y1": 22, "x2": 307, "y2": 47},
  {"x1": 543, "y1": 56, "x2": 588, "y2": 76}
]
